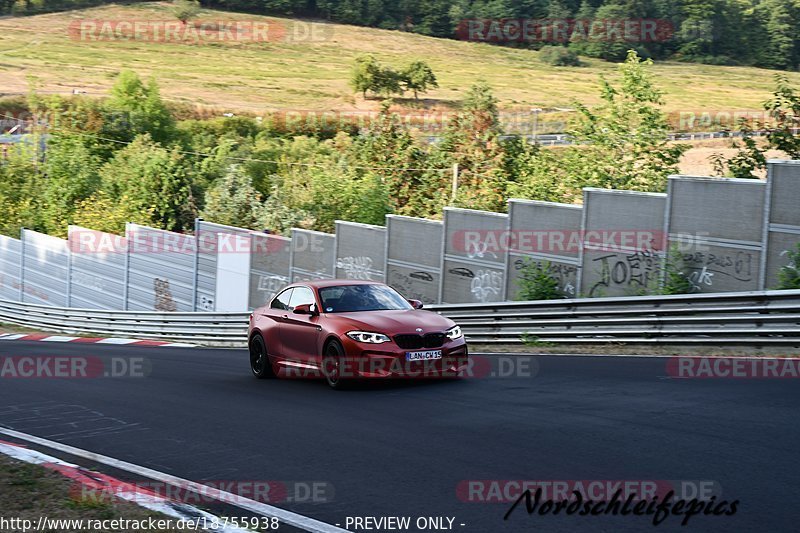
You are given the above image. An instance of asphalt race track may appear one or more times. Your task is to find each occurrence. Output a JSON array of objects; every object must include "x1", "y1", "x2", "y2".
[{"x1": 0, "y1": 341, "x2": 798, "y2": 532}]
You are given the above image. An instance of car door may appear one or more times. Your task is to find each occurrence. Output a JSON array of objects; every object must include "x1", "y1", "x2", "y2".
[
  {"x1": 260, "y1": 287, "x2": 293, "y2": 358},
  {"x1": 279, "y1": 286, "x2": 322, "y2": 368}
]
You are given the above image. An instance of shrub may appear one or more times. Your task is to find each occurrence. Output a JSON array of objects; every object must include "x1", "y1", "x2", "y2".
[
  {"x1": 778, "y1": 243, "x2": 800, "y2": 289},
  {"x1": 516, "y1": 260, "x2": 563, "y2": 300},
  {"x1": 539, "y1": 46, "x2": 581, "y2": 67}
]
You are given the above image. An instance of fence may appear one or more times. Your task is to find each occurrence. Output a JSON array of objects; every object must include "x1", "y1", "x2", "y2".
[
  {"x1": 0, "y1": 160, "x2": 798, "y2": 311},
  {"x1": 2, "y1": 289, "x2": 798, "y2": 347}
]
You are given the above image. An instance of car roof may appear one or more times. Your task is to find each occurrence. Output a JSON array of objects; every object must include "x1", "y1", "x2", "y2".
[{"x1": 291, "y1": 279, "x2": 385, "y2": 289}]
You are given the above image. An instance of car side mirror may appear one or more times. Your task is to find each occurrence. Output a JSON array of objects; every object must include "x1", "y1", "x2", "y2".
[
  {"x1": 293, "y1": 303, "x2": 319, "y2": 316},
  {"x1": 408, "y1": 299, "x2": 424, "y2": 309}
]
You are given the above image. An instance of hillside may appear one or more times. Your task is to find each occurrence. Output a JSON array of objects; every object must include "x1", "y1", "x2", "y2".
[{"x1": 1, "y1": 2, "x2": 798, "y2": 118}]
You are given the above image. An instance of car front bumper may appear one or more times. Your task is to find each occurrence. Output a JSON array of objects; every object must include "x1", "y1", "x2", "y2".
[{"x1": 339, "y1": 336, "x2": 469, "y2": 379}]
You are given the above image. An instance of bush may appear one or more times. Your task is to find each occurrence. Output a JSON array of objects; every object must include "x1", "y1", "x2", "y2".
[
  {"x1": 778, "y1": 243, "x2": 800, "y2": 290},
  {"x1": 516, "y1": 260, "x2": 563, "y2": 301},
  {"x1": 539, "y1": 46, "x2": 581, "y2": 67},
  {"x1": 662, "y1": 246, "x2": 694, "y2": 295}
]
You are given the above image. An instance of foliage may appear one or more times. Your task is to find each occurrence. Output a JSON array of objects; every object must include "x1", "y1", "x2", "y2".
[
  {"x1": 565, "y1": 50, "x2": 688, "y2": 193},
  {"x1": 349, "y1": 55, "x2": 401, "y2": 98},
  {"x1": 661, "y1": 246, "x2": 695, "y2": 295},
  {"x1": 171, "y1": 0, "x2": 200, "y2": 24},
  {"x1": 713, "y1": 74, "x2": 800, "y2": 178},
  {"x1": 99, "y1": 135, "x2": 196, "y2": 232},
  {"x1": 40, "y1": 134, "x2": 102, "y2": 237},
  {"x1": 104, "y1": 71, "x2": 176, "y2": 145},
  {"x1": 400, "y1": 61, "x2": 439, "y2": 98},
  {"x1": 351, "y1": 57, "x2": 439, "y2": 99},
  {"x1": 200, "y1": 165, "x2": 269, "y2": 229},
  {"x1": 777, "y1": 242, "x2": 800, "y2": 290},
  {"x1": 539, "y1": 46, "x2": 581, "y2": 67},
  {"x1": 516, "y1": 259, "x2": 563, "y2": 301}
]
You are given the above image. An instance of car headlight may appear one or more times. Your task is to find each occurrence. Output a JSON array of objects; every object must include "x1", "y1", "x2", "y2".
[
  {"x1": 445, "y1": 325, "x2": 463, "y2": 340},
  {"x1": 346, "y1": 331, "x2": 391, "y2": 344}
]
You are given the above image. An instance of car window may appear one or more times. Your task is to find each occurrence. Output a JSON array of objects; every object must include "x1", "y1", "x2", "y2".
[
  {"x1": 271, "y1": 288, "x2": 293, "y2": 310},
  {"x1": 288, "y1": 286, "x2": 316, "y2": 310},
  {"x1": 319, "y1": 284, "x2": 412, "y2": 313}
]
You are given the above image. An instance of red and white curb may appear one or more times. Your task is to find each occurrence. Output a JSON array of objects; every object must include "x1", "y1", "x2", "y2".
[
  {"x1": 0, "y1": 333, "x2": 195, "y2": 348},
  {"x1": 0, "y1": 427, "x2": 346, "y2": 533},
  {"x1": 0, "y1": 439, "x2": 251, "y2": 532}
]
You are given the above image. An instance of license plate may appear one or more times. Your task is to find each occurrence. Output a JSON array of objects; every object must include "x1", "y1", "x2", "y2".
[{"x1": 406, "y1": 350, "x2": 443, "y2": 362}]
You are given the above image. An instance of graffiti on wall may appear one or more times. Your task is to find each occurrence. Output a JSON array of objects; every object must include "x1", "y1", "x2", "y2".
[
  {"x1": 336, "y1": 256, "x2": 374, "y2": 280},
  {"x1": 589, "y1": 249, "x2": 661, "y2": 297},
  {"x1": 680, "y1": 250, "x2": 754, "y2": 291},
  {"x1": 388, "y1": 269, "x2": 436, "y2": 302},
  {"x1": 154, "y1": 278, "x2": 177, "y2": 312}
]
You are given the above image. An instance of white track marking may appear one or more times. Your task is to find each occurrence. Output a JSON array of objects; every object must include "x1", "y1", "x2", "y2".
[
  {"x1": 0, "y1": 334, "x2": 28, "y2": 341},
  {"x1": 0, "y1": 427, "x2": 348, "y2": 533},
  {"x1": 40, "y1": 336, "x2": 81, "y2": 342},
  {"x1": 0, "y1": 440, "x2": 253, "y2": 533},
  {"x1": 161, "y1": 343, "x2": 197, "y2": 347},
  {"x1": 94, "y1": 338, "x2": 140, "y2": 345}
]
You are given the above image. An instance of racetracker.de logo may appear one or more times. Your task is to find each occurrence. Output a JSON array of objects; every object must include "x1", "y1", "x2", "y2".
[
  {"x1": 67, "y1": 19, "x2": 331, "y2": 44},
  {"x1": 0, "y1": 356, "x2": 149, "y2": 378},
  {"x1": 667, "y1": 357, "x2": 800, "y2": 378},
  {"x1": 456, "y1": 18, "x2": 675, "y2": 43}
]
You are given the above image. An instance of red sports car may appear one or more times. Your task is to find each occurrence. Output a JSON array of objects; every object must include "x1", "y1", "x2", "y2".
[{"x1": 247, "y1": 280, "x2": 469, "y2": 389}]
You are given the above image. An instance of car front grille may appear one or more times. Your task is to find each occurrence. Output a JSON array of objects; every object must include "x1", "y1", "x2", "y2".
[{"x1": 394, "y1": 333, "x2": 446, "y2": 349}]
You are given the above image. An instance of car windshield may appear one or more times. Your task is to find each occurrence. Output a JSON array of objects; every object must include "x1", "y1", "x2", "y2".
[{"x1": 319, "y1": 284, "x2": 412, "y2": 313}]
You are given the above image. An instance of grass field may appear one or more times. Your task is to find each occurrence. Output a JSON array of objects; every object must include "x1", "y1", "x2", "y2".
[{"x1": 1, "y1": 2, "x2": 798, "y2": 117}]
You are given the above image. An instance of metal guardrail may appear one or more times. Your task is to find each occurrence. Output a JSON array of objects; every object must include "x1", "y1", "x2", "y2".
[
  {"x1": 429, "y1": 289, "x2": 800, "y2": 346},
  {"x1": 0, "y1": 299, "x2": 250, "y2": 346},
  {"x1": 1, "y1": 289, "x2": 799, "y2": 347}
]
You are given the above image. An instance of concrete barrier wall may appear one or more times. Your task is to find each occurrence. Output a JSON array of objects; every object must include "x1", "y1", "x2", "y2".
[
  {"x1": 125, "y1": 223, "x2": 195, "y2": 311},
  {"x1": 334, "y1": 221, "x2": 386, "y2": 281},
  {"x1": 20, "y1": 229, "x2": 70, "y2": 306},
  {"x1": 290, "y1": 229, "x2": 335, "y2": 282},
  {"x1": 67, "y1": 226, "x2": 127, "y2": 310},
  {"x1": 0, "y1": 235, "x2": 21, "y2": 301},
  {"x1": 385, "y1": 215, "x2": 443, "y2": 304},
  {"x1": 441, "y1": 207, "x2": 508, "y2": 304},
  {"x1": 763, "y1": 160, "x2": 800, "y2": 289},
  {"x1": 666, "y1": 176, "x2": 765, "y2": 293},
  {"x1": 1, "y1": 160, "x2": 799, "y2": 310},
  {"x1": 505, "y1": 199, "x2": 582, "y2": 299},
  {"x1": 578, "y1": 189, "x2": 667, "y2": 298},
  {"x1": 249, "y1": 233, "x2": 291, "y2": 309}
]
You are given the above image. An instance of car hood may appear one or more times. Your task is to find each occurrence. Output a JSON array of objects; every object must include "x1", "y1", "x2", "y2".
[{"x1": 325, "y1": 309, "x2": 455, "y2": 334}]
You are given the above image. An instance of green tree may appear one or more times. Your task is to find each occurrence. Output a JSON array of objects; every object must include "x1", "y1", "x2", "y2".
[
  {"x1": 40, "y1": 134, "x2": 102, "y2": 236},
  {"x1": 400, "y1": 60, "x2": 438, "y2": 99},
  {"x1": 566, "y1": 50, "x2": 687, "y2": 192},
  {"x1": 172, "y1": 0, "x2": 200, "y2": 25},
  {"x1": 0, "y1": 143, "x2": 42, "y2": 236},
  {"x1": 436, "y1": 80, "x2": 507, "y2": 212},
  {"x1": 200, "y1": 165, "x2": 268, "y2": 229},
  {"x1": 104, "y1": 71, "x2": 176, "y2": 145},
  {"x1": 100, "y1": 135, "x2": 196, "y2": 232},
  {"x1": 350, "y1": 54, "x2": 380, "y2": 98}
]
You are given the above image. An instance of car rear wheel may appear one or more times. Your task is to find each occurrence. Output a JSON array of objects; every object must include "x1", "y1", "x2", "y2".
[
  {"x1": 249, "y1": 334, "x2": 274, "y2": 379},
  {"x1": 322, "y1": 341, "x2": 349, "y2": 390}
]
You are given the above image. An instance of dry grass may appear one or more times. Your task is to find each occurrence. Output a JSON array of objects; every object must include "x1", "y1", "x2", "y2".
[
  {"x1": 0, "y1": 2, "x2": 798, "y2": 115},
  {"x1": 0, "y1": 455, "x2": 193, "y2": 532}
]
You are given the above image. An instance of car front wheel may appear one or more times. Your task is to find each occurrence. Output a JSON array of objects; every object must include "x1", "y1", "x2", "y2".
[
  {"x1": 249, "y1": 334, "x2": 275, "y2": 379},
  {"x1": 322, "y1": 341, "x2": 349, "y2": 390}
]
